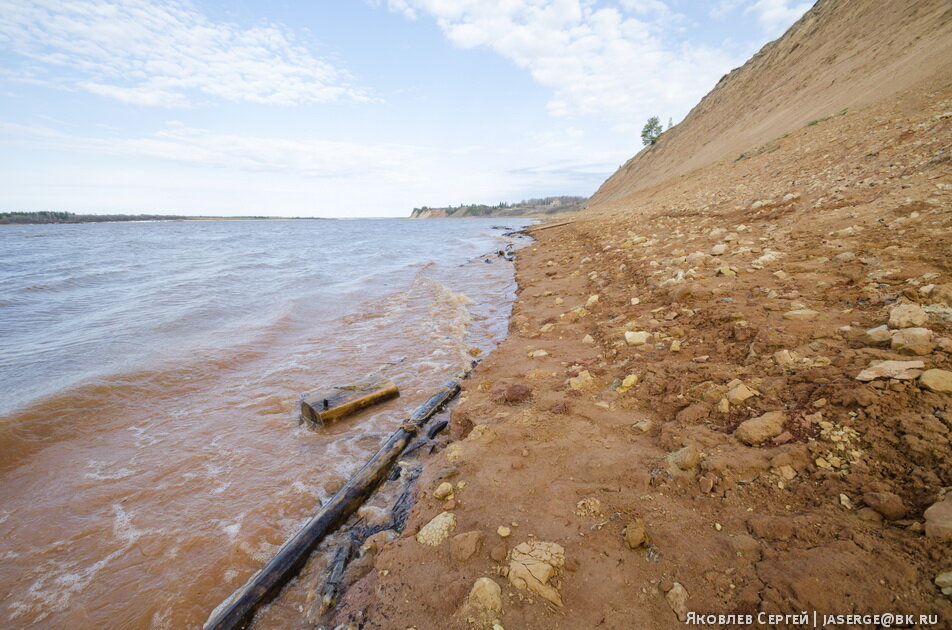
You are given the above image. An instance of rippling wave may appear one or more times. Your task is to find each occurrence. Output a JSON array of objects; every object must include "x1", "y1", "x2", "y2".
[{"x1": 0, "y1": 217, "x2": 530, "y2": 628}]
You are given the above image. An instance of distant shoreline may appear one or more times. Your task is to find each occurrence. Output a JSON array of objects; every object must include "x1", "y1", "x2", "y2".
[{"x1": 0, "y1": 212, "x2": 331, "y2": 226}]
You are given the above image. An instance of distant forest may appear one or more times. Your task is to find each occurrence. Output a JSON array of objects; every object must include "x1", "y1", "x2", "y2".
[
  {"x1": 0, "y1": 211, "x2": 190, "y2": 225},
  {"x1": 0, "y1": 211, "x2": 303, "y2": 225},
  {"x1": 410, "y1": 195, "x2": 587, "y2": 218}
]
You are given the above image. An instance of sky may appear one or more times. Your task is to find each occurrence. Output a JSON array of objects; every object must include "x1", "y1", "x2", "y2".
[{"x1": 0, "y1": 0, "x2": 812, "y2": 218}]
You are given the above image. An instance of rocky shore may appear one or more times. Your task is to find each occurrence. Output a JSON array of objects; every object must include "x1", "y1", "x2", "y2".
[
  {"x1": 329, "y1": 79, "x2": 952, "y2": 629},
  {"x1": 325, "y1": 2, "x2": 952, "y2": 626}
]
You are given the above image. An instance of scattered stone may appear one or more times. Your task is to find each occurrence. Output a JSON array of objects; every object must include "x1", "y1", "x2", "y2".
[
  {"x1": 416, "y1": 512, "x2": 457, "y2": 546},
  {"x1": 891, "y1": 328, "x2": 934, "y2": 355},
  {"x1": 362, "y1": 529, "x2": 398, "y2": 553},
  {"x1": 528, "y1": 349, "x2": 549, "y2": 358},
  {"x1": 726, "y1": 382, "x2": 756, "y2": 405},
  {"x1": 434, "y1": 482, "x2": 454, "y2": 500},
  {"x1": 507, "y1": 541, "x2": 565, "y2": 606},
  {"x1": 669, "y1": 444, "x2": 700, "y2": 471},
  {"x1": 586, "y1": 294, "x2": 600, "y2": 307},
  {"x1": 451, "y1": 531, "x2": 484, "y2": 562},
  {"x1": 711, "y1": 243, "x2": 728, "y2": 256},
  {"x1": 855, "y1": 360, "x2": 925, "y2": 381},
  {"x1": 625, "y1": 331, "x2": 651, "y2": 346},
  {"x1": 863, "y1": 492, "x2": 907, "y2": 520},
  {"x1": 865, "y1": 325, "x2": 892, "y2": 345},
  {"x1": 623, "y1": 519, "x2": 647, "y2": 548},
  {"x1": 889, "y1": 304, "x2": 928, "y2": 328},
  {"x1": 936, "y1": 571, "x2": 952, "y2": 597},
  {"x1": 924, "y1": 495, "x2": 952, "y2": 541},
  {"x1": 575, "y1": 497, "x2": 603, "y2": 518},
  {"x1": 497, "y1": 526, "x2": 511, "y2": 538},
  {"x1": 568, "y1": 370, "x2": 596, "y2": 391},
  {"x1": 735, "y1": 411, "x2": 786, "y2": 445},
  {"x1": 931, "y1": 284, "x2": 952, "y2": 306},
  {"x1": 783, "y1": 309, "x2": 819, "y2": 321},
  {"x1": 458, "y1": 577, "x2": 502, "y2": 626},
  {"x1": 665, "y1": 582, "x2": 689, "y2": 622},
  {"x1": 919, "y1": 369, "x2": 952, "y2": 393},
  {"x1": 670, "y1": 340, "x2": 682, "y2": 352},
  {"x1": 833, "y1": 252, "x2": 856, "y2": 263},
  {"x1": 777, "y1": 465, "x2": 797, "y2": 481},
  {"x1": 582, "y1": 334, "x2": 595, "y2": 344},
  {"x1": 698, "y1": 475, "x2": 715, "y2": 493},
  {"x1": 616, "y1": 374, "x2": 639, "y2": 394}
]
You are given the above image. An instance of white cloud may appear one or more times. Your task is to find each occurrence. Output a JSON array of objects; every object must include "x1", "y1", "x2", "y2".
[
  {"x1": 746, "y1": 0, "x2": 811, "y2": 37},
  {"x1": 0, "y1": 0, "x2": 374, "y2": 107},
  {"x1": 380, "y1": 0, "x2": 743, "y2": 126},
  {"x1": 0, "y1": 121, "x2": 422, "y2": 180},
  {"x1": 711, "y1": 0, "x2": 810, "y2": 37}
]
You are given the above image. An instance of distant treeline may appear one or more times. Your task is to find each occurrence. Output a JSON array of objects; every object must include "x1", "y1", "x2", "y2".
[
  {"x1": 410, "y1": 195, "x2": 587, "y2": 218},
  {"x1": 0, "y1": 211, "x2": 302, "y2": 225},
  {"x1": 0, "y1": 211, "x2": 190, "y2": 225}
]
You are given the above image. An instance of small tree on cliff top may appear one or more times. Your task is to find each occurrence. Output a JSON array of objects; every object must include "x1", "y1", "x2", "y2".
[{"x1": 641, "y1": 116, "x2": 663, "y2": 146}]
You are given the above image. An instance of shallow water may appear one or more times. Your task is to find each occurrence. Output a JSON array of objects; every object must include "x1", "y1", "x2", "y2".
[{"x1": 0, "y1": 217, "x2": 530, "y2": 628}]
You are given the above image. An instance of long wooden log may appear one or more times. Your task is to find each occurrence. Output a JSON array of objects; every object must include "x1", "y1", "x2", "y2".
[{"x1": 203, "y1": 365, "x2": 473, "y2": 630}]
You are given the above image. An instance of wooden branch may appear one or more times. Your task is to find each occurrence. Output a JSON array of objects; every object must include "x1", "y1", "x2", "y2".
[{"x1": 204, "y1": 364, "x2": 474, "y2": 630}]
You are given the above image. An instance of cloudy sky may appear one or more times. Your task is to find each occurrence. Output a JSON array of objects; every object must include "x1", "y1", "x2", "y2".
[{"x1": 0, "y1": 0, "x2": 811, "y2": 217}]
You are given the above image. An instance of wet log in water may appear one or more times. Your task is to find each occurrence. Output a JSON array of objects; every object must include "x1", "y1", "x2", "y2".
[
  {"x1": 204, "y1": 365, "x2": 473, "y2": 630},
  {"x1": 300, "y1": 379, "x2": 400, "y2": 426}
]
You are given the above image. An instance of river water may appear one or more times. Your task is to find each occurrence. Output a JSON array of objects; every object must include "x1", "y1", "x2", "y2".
[{"x1": 0, "y1": 217, "x2": 530, "y2": 628}]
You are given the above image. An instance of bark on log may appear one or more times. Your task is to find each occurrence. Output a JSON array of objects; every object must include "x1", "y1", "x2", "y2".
[{"x1": 204, "y1": 365, "x2": 473, "y2": 630}]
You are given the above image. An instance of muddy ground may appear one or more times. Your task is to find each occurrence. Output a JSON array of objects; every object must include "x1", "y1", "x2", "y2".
[{"x1": 329, "y1": 81, "x2": 952, "y2": 630}]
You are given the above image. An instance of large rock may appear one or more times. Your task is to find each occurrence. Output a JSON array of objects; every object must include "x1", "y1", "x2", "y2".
[
  {"x1": 924, "y1": 495, "x2": 952, "y2": 541},
  {"x1": 890, "y1": 328, "x2": 934, "y2": 355},
  {"x1": 416, "y1": 511, "x2": 456, "y2": 546},
  {"x1": 888, "y1": 304, "x2": 928, "y2": 328},
  {"x1": 919, "y1": 369, "x2": 952, "y2": 393},
  {"x1": 863, "y1": 491, "x2": 907, "y2": 520},
  {"x1": 508, "y1": 541, "x2": 565, "y2": 606},
  {"x1": 735, "y1": 411, "x2": 786, "y2": 445},
  {"x1": 855, "y1": 360, "x2": 925, "y2": 381}
]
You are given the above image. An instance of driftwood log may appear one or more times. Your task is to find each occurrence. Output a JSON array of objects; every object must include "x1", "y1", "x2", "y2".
[
  {"x1": 301, "y1": 379, "x2": 400, "y2": 426},
  {"x1": 203, "y1": 364, "x2": 473, "y2": 630}
]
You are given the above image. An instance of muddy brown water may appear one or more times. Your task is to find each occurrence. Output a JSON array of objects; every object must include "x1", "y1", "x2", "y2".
[{"x1": 0, "y1": 218, "x2": 530, "y2": 628}]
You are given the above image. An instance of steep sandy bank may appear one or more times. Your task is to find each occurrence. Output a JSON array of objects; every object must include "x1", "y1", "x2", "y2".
[{"x1": 591, "y1": 0, "x2": 952, "y2": 206}]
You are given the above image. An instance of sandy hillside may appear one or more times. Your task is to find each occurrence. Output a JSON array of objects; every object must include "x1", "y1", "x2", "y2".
[{"x1": 330, "y1": 1, "x2": 952, "y2": 628}]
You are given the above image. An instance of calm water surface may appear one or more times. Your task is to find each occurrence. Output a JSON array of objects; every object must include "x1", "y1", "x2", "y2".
[{"x1": 0, "y1": 217, "x2": 530, "y2": 628}]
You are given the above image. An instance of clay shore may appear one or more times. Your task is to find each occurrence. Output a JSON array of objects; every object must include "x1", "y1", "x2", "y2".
[{"x1": 331, "y1": 80, "x2": 952, "y2": 628}]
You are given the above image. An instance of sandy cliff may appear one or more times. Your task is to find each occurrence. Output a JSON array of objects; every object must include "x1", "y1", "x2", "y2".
[
  {"x1": 591, "y1": 0, "x2": 952, "y2": 206},
  {"x1": 330, "y1": 1, "x2": 952, "y2": 627}
]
